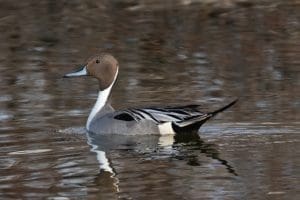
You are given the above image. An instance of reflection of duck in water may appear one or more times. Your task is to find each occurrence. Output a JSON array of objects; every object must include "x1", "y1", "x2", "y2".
[
  {"x1": 87, "y1": 132, "x2": 237, "y2": 194},
  {"x1": 64, "y1": 53, "x2": 237, "y2": 135},
  {"x1": 173, "y1": 133, "x2": 237, "y2": 176}
]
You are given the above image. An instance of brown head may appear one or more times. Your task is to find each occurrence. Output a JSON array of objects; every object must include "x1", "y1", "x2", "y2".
[{"x1": 64, "y1": 54, "x2": 119, "y2": 91}]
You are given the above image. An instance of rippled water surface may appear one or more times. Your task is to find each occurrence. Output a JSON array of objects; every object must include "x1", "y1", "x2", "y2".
[{"x1": 0, "y1": 1, "x2": 299, "y2": 199}]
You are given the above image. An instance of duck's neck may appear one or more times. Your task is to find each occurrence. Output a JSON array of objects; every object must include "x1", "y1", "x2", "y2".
[{"x1": 86, "y1": 69, "x2": 118, "y2": 130}]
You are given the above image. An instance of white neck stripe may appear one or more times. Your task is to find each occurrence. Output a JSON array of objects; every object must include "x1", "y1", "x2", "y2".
[{"x1": 86, "y1": 69, "x2": 118, "y2": 130}]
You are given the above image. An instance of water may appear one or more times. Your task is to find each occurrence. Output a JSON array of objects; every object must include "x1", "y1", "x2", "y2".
[{"x1": 0, "y1": 1, "x2": 299, "y2": 199}]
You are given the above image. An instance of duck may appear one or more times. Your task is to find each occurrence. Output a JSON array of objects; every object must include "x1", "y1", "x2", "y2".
[{"x1": 63, "y1": 53, "x2": 237, "y2": 135}]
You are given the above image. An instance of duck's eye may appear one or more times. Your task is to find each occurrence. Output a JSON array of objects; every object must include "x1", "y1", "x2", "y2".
[{"x1": 96, "y1": 59, "x2": 100, "y2": 64}]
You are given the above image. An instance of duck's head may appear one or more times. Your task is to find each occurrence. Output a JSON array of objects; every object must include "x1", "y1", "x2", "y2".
[{"x1": 64, "y1": 54, "x2": 119, "y2": 91}]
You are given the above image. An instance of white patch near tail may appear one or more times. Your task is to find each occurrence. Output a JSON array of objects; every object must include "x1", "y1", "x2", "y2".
[{"x1": 158, "y1": 122, "x2": 175, "y2": 135}]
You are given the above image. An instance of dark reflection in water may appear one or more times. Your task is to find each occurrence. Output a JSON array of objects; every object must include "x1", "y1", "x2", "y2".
[
  {"x1": 0, "y1": 0, "x2": 299, "y2": 199},
  {"x1": 88, "y1": 131, "x2": 237, "y2": 175},
  {"x1": 87, "y1": 132, "x2": 239, "y2": 199}
]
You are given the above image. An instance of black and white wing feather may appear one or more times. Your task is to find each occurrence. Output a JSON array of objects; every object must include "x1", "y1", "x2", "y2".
[
  {"x1": 114, "y1": 105, "x2": 206, "y2": 124},
  {"x1": 113, "y1": 99, "x2": 238, "y2": 132},
  {"x1": 114, "y1": 99, "x2": 238, "y2": 124}
]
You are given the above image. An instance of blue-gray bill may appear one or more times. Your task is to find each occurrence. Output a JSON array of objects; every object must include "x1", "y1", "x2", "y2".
[{"x1": 63, "y1": 65, "x2": 88, "y2": 78}]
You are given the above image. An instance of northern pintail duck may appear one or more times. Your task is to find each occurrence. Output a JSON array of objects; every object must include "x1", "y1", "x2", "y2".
[{"x1": 64, "y1": 54, "x2": 237, "y2": 135}]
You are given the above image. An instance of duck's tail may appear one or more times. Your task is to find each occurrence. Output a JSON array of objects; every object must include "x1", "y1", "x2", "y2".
[
  {"x1": 208, "y1": 98, "x2": 238, "y2": 117},
  {"x1": 172, "y1": 99, "x2": 238, "y2": 133}
]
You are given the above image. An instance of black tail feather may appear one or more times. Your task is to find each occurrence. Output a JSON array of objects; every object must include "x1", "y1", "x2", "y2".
[
  {"x1": 172, "y1": 99, "x2": 238, "y2": 133},
  {"x1": 209, "y1": 98, "x2": 238, "y2": 117}
]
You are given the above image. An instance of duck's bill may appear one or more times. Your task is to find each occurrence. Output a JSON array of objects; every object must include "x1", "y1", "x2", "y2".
[{"x1": 63, "y1": 65, "x2": 88, "y2": 78}]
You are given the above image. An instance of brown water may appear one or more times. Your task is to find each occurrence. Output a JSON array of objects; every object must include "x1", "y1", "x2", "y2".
[{"x1": 0, "y1": 1, "x2": 299, "y2": 199}]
